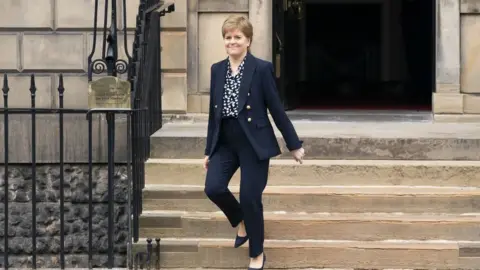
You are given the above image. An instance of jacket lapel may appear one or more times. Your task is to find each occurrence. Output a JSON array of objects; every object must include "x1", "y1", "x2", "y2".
[
  {"x1": 237, "y1": 53, "x2": 256, "y2": 113},
  {"x1": 214, "y1": 59, "x2": 228, "y2": 116}
]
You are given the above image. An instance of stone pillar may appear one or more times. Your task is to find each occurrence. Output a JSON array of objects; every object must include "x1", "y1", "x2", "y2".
[
  {"x1": 434, "y1": 0, "x2": 463, "y2": 119},
  {"x1": 158, "y1": 0, "x2": 188, "y2": 113},
  {"x1": 249, "y1": 0, "x2": 272, "y2": 61},
  {"x1": 187, "y1": 0, "x2": 199, "y2": 95},
  {"x1": 459, "y1": 1, "x2": 480, "y2": 118}
]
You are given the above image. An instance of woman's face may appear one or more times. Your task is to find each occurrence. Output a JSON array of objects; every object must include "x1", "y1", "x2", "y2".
[{"x1": 223, "y1": 28, "x2": 250, "y2": 57}]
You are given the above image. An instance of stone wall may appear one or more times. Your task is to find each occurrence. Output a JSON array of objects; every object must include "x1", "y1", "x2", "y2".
[
  {"x1": 0, "y1": 0, "x2": 185, "y2": 162},
  {"x1": 0, "y1": 114, "x2": 131, "y2": 163},
  {"x1": 436, "y1": 0, "x2": 480, "y2": 121},
  {"x1": 0, "y1": 164, "x2": 129, "y2": 268},
  {"x1": 0, "y1": 0, "x2": 186, "y2": 112},
  {"x1": 419, "y1": 0, "x2": 480, "y2": 122}
]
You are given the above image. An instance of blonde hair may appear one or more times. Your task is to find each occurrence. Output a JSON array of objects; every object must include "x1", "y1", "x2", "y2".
[{"x1": 221, "y1": 15, "x2": 253, "y2": 44}]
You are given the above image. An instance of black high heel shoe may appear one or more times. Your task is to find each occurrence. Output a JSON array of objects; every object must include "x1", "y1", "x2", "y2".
[
  {"x1": 248, "y1": 254, "x2": 266, "y2": 270},
  {"x1": 234, "y1": 234, "x2": 249, "y2": 248}
]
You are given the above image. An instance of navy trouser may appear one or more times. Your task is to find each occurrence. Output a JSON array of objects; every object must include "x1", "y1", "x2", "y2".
[{"x1": 204, "y1": 117, "x2": 270, "y2": 258}]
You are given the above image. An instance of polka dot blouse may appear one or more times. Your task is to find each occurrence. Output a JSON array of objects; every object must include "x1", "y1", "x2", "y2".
[{"x1": 222, "y1": 58, "x2": 246, "y2": 118}]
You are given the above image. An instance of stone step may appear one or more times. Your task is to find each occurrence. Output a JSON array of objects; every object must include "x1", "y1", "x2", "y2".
[
  {"x1": 150, "y1": 122, "x2": 480, "y2": 160},
  {"x1": 131, "y1": 238, "x2": 480, "y2": 269},
  {"x1": 142, "y1": 185, "x2": 480, "y2": 213},
  {"x1": 139, "y1": 210, "x2": 480, "y2": 241},
  {"x1": 145, "y1": 158, "x2": 480, "y2": 186},
  {"x1": 135, "y1": 268, "x2": 442, "y2": 270}
]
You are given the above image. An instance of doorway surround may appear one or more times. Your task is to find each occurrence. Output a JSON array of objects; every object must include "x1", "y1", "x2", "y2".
[{"x1": 186, "y1": 0, "x2": 468, "y2": 122}]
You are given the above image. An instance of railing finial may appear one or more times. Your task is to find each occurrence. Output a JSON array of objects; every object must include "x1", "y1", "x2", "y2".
[
  {"x1": 2, "y1": 74, "x2": 9, "y2": 96},
  {"x1": 58, "y1": 74, "x2": 65, "y2": 95},
  {"x1": 29, "y1": 74, "x2": 37, "y2": 96}
]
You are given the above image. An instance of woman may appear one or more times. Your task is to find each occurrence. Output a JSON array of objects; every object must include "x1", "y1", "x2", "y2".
[{"x1": 203, "y1": 15, "x2": 305, "y2": 270}]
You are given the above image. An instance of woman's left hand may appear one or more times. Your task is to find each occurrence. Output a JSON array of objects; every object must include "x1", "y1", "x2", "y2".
[{"x1": 291, "y1": 147, "x2": 305, "y2": 164}]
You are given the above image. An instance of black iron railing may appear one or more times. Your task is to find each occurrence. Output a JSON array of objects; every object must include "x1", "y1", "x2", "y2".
[
  {"x1": 129, "y1": 1, "x2": 174, "y2": 245},
  {"x1": 1, "y1": 74, "x2": 139, "y2": 269}
]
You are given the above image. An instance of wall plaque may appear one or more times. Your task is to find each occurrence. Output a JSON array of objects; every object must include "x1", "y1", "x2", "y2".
[{"x1": 88, "y1": 76, "x2": 131, "y2": 109}]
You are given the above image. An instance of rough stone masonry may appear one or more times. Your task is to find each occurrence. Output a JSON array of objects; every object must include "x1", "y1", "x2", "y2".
[{"x1": 0, "y1": 165, "x2": 129, "y2": 268}]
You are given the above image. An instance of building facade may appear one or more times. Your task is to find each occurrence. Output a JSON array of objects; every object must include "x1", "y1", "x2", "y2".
[
  {"x1": 1, "y1": 1, "x2": 480, "y2": 268},
  {"x1": 0, "y1": 0, "x2": 479, "y2": 121},
  {"x1": 184, "y1": 0, "x2": 479, "y2": 122}
]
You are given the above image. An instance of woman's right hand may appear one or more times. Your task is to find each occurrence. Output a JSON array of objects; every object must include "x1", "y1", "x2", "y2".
[{"x1": 203, "y1": 156, "x2": 209, "y2": 170}]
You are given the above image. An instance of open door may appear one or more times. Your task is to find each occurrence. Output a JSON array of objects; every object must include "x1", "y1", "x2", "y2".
[
  {"x1": 272, "y1": 0, "x2": 287, "y2": 109},
  {"x1": 272, "y1": 0, "x2": 303, "y2": 110}
]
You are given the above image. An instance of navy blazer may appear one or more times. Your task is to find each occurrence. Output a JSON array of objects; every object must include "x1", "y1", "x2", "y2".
[{"x1": 204, "y1": 53, "x2": 303, "y2": 160}]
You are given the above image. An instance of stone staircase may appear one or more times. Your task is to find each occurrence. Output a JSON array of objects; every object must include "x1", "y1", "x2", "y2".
[{"x1": 136, "y1": 119, "x2": 480, "y2": 269}]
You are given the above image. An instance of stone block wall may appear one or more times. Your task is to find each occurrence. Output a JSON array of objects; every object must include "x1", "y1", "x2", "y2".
[
  {"x1": 0, "y1": 0, "x2": 186, "y2": 112},
  {"x1": 0, "y1": 0, "x2": 186, "y2": 163},
  {"x1": 0, "y1": 165, "x2": 129, "y2": 268},
  {"x1": 0, "y1": 0, "x2": 123, "y2": 110},
  {"x1": 433, "y1": 0, "x2": 480, "y2": 122}
]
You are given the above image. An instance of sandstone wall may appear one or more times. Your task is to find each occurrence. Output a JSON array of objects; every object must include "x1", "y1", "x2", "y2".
[
  {"x1": 0, "y1": 0, "x2": 186, "y2": 111},
  {"x1": 0, "y1": 0, "x2": 186, "y2": 162},
  {"x1": 425, "y1": 0, "x2": 480, "y2": 122}
]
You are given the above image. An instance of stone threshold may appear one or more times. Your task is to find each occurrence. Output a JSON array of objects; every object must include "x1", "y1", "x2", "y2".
[
  {"x1": 154, "y1": 120, "x2": 480, "y2": 139},
  {"x1": 163, "y1": 110, "x2": 435, "y2": 123}
]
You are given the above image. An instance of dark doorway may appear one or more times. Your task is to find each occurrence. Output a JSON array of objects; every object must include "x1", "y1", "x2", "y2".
[{"x1": 272, "y1": 0, "x2": 435, "y2": 111}]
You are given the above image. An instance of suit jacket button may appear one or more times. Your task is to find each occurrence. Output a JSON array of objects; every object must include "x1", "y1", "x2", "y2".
[
  {"x1": 247, "y1": 118, "x2": 252, "y2": 122},
  {"x1": 248, "y1": 92, "x2": 250, "y2": 96},
  {"x1": 214, "y1": 105, "x2": 218, "y2": 108},
  {"x1": 246, "y1": 105, "x2": 251, "y2": 109}
]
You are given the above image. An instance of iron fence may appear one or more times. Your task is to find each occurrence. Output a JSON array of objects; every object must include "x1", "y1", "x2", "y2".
[
  {"x1": 0, "y1": 0, "x2": 174, "y2": 268},
  {"x1": 1, "y1": 74, "x2": 139, "y2": 269}
]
